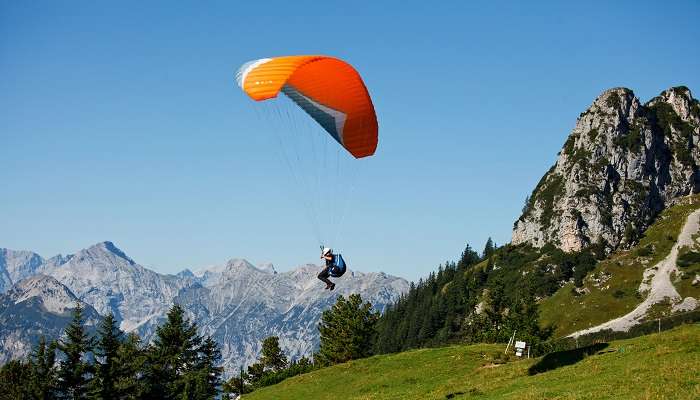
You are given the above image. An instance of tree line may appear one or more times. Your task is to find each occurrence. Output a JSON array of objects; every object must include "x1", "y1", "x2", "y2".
[
  {"x1": 224, "y1": 293, "x2": 379, "y2": 396},
  {"x1": 0, "y1": 304, "x2": 221, "y2": 400},
  {"x1": 0, "y1": 294, "x2": 381, "y2": 399},
  {"x1": 374, "y1": 238, "x2": 604, "y2": 354}
]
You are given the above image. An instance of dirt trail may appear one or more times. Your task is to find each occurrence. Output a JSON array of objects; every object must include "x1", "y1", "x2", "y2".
[{"x1": 569, "y1": 208, "x2": 700, "y2": 338}]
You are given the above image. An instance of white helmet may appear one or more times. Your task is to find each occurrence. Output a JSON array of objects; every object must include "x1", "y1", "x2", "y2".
[{"x1": 322, "y1": 247, "x2": 332, "y2": 256}]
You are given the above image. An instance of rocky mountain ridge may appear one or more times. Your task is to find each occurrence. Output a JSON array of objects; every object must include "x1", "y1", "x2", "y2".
[
  {"x1": 0, "y1": 275, "x2": 101, "y2": 364},
  {"x1": 513, "y1": 86, "x2": 700, "y2": 252},
  {"x1": 0, "y1": 242, "x2": 409, "y2": 373}
]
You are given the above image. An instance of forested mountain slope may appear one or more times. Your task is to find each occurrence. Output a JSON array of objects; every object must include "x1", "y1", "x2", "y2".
[{"x1": 375, "y1": 87, "x2": 700, "y2": 351}]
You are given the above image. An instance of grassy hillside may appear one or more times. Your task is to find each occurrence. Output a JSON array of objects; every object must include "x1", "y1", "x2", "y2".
[
  {"x1": 539, "y1": 195, "x2": 700, "y2": 337},
  {"x1": 244, "y1": 323, "x2": 700, "y2": 399}
]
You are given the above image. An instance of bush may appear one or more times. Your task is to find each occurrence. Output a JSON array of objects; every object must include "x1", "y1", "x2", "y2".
[
  {"x1": 612, "y1": 289, "x2": 625, "y2": 299},
  {"x1": 635, "y1": 245, "x2": 653, "y2": 257},
  {"x1": 677, "y1": 251, "x2": 700, "y2": 268}
]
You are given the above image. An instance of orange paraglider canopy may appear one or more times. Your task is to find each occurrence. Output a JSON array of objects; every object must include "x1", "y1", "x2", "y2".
[{"x1": 236, "y1": 55, "x2": 378, "y2": 158}]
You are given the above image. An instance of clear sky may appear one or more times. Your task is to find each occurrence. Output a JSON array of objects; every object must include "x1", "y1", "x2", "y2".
[{"x1": 2, "y1": 1, "x2": 699, "y2": 282}]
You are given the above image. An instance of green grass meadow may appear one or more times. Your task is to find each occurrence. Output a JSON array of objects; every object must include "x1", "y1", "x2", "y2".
[{"x1": 244, "y1": 324, "x2": 700, "y2": 400}]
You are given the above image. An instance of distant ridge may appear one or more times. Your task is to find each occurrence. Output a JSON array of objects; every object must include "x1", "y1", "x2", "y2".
[{"x1": 0, "y1": 241, "x2": 408, "y2": 374}]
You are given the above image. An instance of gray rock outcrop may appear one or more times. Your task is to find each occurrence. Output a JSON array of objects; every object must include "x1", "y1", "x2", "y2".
[{"x1": 513, "y1": 86, "x2": 700, "y2": 252}]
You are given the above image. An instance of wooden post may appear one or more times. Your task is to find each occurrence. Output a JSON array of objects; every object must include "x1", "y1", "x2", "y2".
[{"x1": 505, "y1": 330, "x2": 516, "y2": 354}]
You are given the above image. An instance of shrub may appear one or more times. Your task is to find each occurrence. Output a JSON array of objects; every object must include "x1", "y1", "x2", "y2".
[
  {"x1": 635, "y1": 245, "x2": 653, "y2": 257},
  {"x1": 677, "y1": 251, "x2": 700, "y2": 268}
]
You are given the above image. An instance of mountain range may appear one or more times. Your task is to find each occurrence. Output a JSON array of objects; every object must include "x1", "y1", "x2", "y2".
[{"x1": 0, "y1": 242, "x2": 409, "y2": 373}]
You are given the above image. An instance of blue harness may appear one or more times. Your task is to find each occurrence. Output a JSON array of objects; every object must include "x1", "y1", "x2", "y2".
[{"x1": 329, "y1": 254, "x2": 347, "y2": 278}]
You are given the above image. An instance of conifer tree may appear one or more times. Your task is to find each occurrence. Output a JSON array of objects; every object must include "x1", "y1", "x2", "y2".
[
  {"x1": 458, "y1": 244, "x2": 479, "y2": 269},
  {"x1": 144, "y1": 304, "x2": 198, "y2": 398},
  {"x1": 317, "y1": 294, "x2": 379, "y2": 365},
  {"x1": 0, "y1": 359, "x2": 33, "y2": 400},
  {"x1": 90, "y1": 313, "x2": 121, "y2": 400},
  {"x1": 114, "y1": 332, "x2": 146, "y2": 399},
  {"x1": 482, "y1": 237, "x2": 495, "y2": 259},
  {"x1": 259, "y1": 336, "x2": 288, "y2": 372},
  {"x1": 29, "y1": 337, "x2": 58, "y2": 400},
  {"x1": 223, "y1": 367, "x2": 252, "y2": 397},
  {"x1": 57, "y1": 303, "x2": 94, "y2": 400},
  {"x1": 484, "y1": 275, "x2": 507, "y2": 340},
  {"x1": 503, "y1": 291, "x2": 551, "y2": 345},
  {"x1": 191, "y1": 336, "x2": 223, "y2": 399},
  {"x1": 143, "y1": 304, "x2": 220, "y2": 399},
  {"x1": 246, "y1": 362, "x2": 266, "y2": 386},
  {"x1": 522, "y1": 195, "x2": 531, "y2": 215}
]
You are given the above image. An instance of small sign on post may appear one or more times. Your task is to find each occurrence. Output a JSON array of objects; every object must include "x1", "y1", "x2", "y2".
[{"x1": 514, "y1": 341, "x2": 526, "y2": 357}]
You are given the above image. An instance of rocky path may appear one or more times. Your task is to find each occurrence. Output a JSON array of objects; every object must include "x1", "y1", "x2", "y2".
[{"x1": 569, "y1": 208, "x2": 700, "y2": 338}]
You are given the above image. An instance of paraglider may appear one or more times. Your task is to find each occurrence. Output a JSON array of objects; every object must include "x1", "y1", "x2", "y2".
[
  {"x1": 317, "y1": 247, "x2": 348, "y2": 290},
  {"x1": 318, "y1": 247, "x2": 336, "y2": 290},
  {"x1": 236, "y1": 55, "x2": 377, "y2": 287}
]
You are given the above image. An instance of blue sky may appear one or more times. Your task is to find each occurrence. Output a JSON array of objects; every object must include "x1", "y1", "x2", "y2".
[{"x1": 2, "y1": 1, "x2": 699, "y2": 282}]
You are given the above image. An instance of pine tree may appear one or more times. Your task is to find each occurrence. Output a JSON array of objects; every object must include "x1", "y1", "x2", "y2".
[
  {"x1": 484, "y1": 275, "x2": 507, "y2": 341},
  {"x1": 90, "y1": 313, "x2": 121, "y2": 400},
  {"x1": 246, "y1": 362, "x2": 266, "y2": 386},
  {"x1": 503, "y1": 291, "x2": 552, "y2": 345},
  {"x1": 191, "y1": 336, "x2": 223, "y2": 399},
  {"x1": 143, "y1": 304, "x2": 220, "y2": 400},
  {"x1": 482, "y1": 237, "x2": 495, "y2": 259},
  {"x1": 458, "y1": 244, "x2": 479, "y2": 269},
  {"x1": 522, "y1": 195, "x2": 531, "y2": 215},
  {"x1": 144, "y1": 304, "x2": 197, "y2": 398},
  {"x1": 317, "y1": 294, "x2": 379, "y2": 365},
  {"x1": 259, "y1": 336, "x2": 288, "y2": 372},
  {"x1": 29, "y1": 337, "x2": 58, "y2": 400},
  {"x1": 222, "y1": 367, "x2": 251, "y2": 397},
  {"x1": 0, "y1": 359, "x2": 33, "y2": 400},
  {"x1": 57, "y1": 303, "x2": 94, "y2": 400},
  {"x1": 114, "y1": 332, "x2": 146, "y2": 399}
]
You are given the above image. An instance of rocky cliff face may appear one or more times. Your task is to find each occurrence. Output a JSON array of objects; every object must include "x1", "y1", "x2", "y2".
[
  {"x1": 513, "y1": 86, "x2": 700, "y2": 252},
  {"x1": 0, "y1": 249, "x2": 73, "y2": 293},
  {"x1": 0, "y1": 275, "x2": 101, "y2": 364}
]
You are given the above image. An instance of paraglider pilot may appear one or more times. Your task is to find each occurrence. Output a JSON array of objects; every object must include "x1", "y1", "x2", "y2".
[{"x1": 318, "y1": 247, "x2": 336, "y2": 291}]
